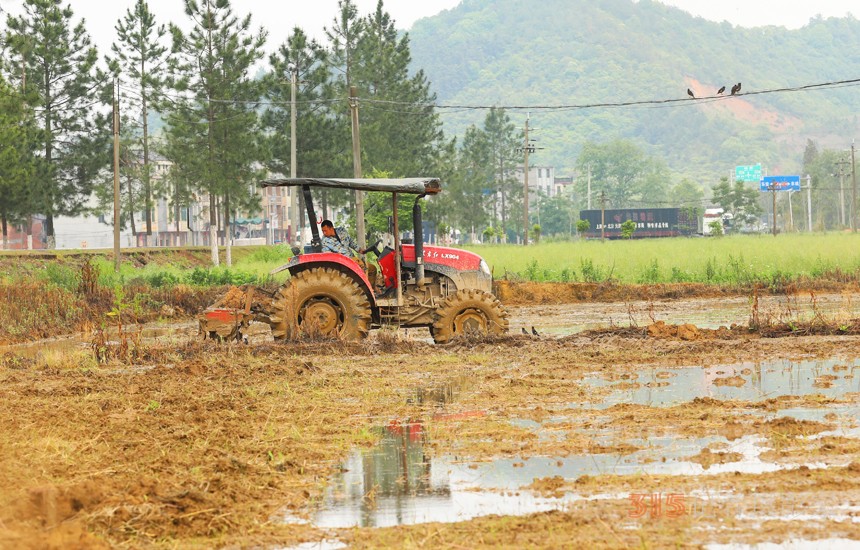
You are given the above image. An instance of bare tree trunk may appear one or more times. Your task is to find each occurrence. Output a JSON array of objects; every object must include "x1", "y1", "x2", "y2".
[
  {"x1": 25, "y1": 216, "x2": 32, "y2": 249},
  {"x1": 225, "y1": 193, "x2": 232, "y2": 267},
  {"x1": 126, "y1": 177, "x2": 137, "y2": 239},
  {"x1": 209, "y1": 193, "x2": 219, "y2": 266},
  {"x1": 501, "y1": 189, "x2": 507, "y2": 243},
  {"x1": 45, "y1": 214, "x2": 55, "y2": 249}
]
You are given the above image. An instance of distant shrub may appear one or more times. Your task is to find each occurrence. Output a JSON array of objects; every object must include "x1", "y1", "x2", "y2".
[
  {"x1": 637, "y1": 259, "x2": 661, "y2": 284},
  {"x1": 668, "y1": 267, "x2": 692, "y2": 282},
  {"x1": 620, "y1": 220, "x2": 637, "y2": 239},
  {"x1": 146, "y1": 271, "x2": 181, "y2": 288},
  {"x1": 580, "y1": 258, "x2": 605, "y2": 283},
  {"x1": 576, "y1": 219, "x2": 590, "y2": 235},
  {"x1": 247, "y1": 245, "x2": 293, "y2": 264},
  {"x1": 43, "y1": 263, "x2": 79, "y2": 291},
  {"x1": 185, "y1": 267, "x2": 258, "y2": 287},
  {"x1": 524, "y1": 260, "x2": 540, "y2": 281},
  {"x1": 708, "y1": 220, "x2": 724, "y2": 236}
]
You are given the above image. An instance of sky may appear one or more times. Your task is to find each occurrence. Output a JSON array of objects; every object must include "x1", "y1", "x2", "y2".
[{"x1": 1, "y1": 0, "x2": 857, "y2": 61}]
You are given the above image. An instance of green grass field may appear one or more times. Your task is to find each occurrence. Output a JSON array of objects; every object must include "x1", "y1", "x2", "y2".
[
  {"x1": 460, "y1": 233, "x2": 860, "y2": 285},
  {"x1": 12, "y1": 233, "x2": 860, "y2": 290}
]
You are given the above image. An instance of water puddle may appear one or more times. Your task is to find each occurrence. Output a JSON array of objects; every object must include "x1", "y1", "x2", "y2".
[
  {"x1": 707, "y1": 538, "x2": 860, "y2": 549},
  {"x1": 278, "y1": 540, "x2": 347, "y2": 550},
  {"x1": 312, "y1": 429, "x2": 581, "y2": 528},
  {"x1": 0, "y1": 321, "x2": 198, "y2": 359},
  {"x1": 0, "y1": 335, "x2": 90, "y2": 359},
  {"x1": 302, "y1": 356, "x2": 860, "y2": 529},
  {"x1": 578, "y1": 356, "x2": 860, "y2": 409},
  {"x1": 510, "y1": 293, "x2": 860, "y2": 336},
  {"x1": 308, "y1": 421, "x2": 834, "y2": 529},
  {"x1": 307, "y1": 376, "x2": 840, "y2": 528}
]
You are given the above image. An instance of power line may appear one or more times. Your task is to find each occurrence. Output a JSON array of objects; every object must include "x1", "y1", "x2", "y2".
[
  {"x1": 363, "y1": 76, "x2": 860, "y2": 112},
  {"x1": 105, "y1": 75, "x2": 860, "y2": 113}
]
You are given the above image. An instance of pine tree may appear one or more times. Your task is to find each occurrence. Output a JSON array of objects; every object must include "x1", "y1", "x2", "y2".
[
  {"x1": 165, "y1": 0, "x2": 267, "y2": 265},
  {"x1": 5, "y1": 0, "x2": 110, "y2": 248},
  {"x1": 0, "y1": 76, "x2": 40, "y2": 248},
  {"x1": 323, "y1": 0, "x2": 367, "y2": 224},
  {"x1": 352, "y1": 1, "x2": 445, "y2": 177},
  {"x1": 263, "y1": 28, "x2": 347, "y2": 234},
  {"x1": 326, "y1": 0, "x2": 364, "y2": 96},
  {"x1": 107, "y1": 0, "x2": 168, "y2": 244},
  {"x1": 449, "y1": 125, "x2": 493, "y2": 240},
  {"x1": 483, "y1": 107, "x2": 520, "y2": 240}
]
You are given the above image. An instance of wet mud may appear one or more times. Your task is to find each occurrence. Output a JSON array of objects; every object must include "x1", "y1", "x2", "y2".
[{"x1": 1, "y1": 293, "x2": 859, "y2": 548}]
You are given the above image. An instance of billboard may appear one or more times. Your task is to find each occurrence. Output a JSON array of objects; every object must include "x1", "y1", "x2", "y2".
[
  {"x1": 759, "y1": 175, "x2": 800, "y2": 192},
  {"x1": 579, "y1": 208, "x2": 697, "y2": 239},
  {"x1": 735, "y1": 164, "x2": 762, "y2": 182}
]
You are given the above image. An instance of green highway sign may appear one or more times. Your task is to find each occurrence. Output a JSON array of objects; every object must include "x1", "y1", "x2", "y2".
[{"x1": 735, "y1": 164, "x2": 762, "y2": 182}]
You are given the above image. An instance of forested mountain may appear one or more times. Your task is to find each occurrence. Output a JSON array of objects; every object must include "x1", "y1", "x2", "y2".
[{"x1": 408, "y1": 0, "x2": 860, "y2": 180}]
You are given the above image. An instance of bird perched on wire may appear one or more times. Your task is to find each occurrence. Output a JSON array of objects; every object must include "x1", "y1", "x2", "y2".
[
  {"x1": 730, "y1": 82, "x2": 742, "y2": 95},
  {"x1": 687, "y1": 88, "x2": 695, "y2": 98},
  {"x1": 521, "y1": 327, "x2": 529, "y2": 335},
  {"x1": 717, "y1": 86, "x2": 725, "y2": 95},
  {"x1": 531, "y1": 326, "x2": 539, "y2": 336}
]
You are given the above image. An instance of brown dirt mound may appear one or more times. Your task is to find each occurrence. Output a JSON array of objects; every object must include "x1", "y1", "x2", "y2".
[
  {"x1": 495, "y1": 280, "x2": 729, "y2": 305},
  {"x1": 688, "y1": 448, "x2": 743, "y2": 469},
  {"x1": 494, "y1": 280, "x2": 860, "y2": 306},
  {"x1": 759, "y1": 417, "x2": 831, "y2": 437}
]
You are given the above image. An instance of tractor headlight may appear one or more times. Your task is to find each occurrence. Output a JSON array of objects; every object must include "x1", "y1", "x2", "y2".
[{"x1": 479, "y1": 259, "x2": 491, "y2": 276}]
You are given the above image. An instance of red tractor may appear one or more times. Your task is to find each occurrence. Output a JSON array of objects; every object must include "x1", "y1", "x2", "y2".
[{"x1": 201, "y1": 177, "x2": 508, "y2": 343}]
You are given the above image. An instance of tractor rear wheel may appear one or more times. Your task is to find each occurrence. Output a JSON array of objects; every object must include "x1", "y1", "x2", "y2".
[
  {"x1": 270, "y1": 267, "x2": 371, "y2": 341},
  {"x1": 431, "y1": 289, "x2": 509, "y2": 344}
]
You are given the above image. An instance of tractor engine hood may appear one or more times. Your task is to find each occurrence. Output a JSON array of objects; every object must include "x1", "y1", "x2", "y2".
[{"x1": 401, "y1": 244, "x2": 485, "y2": 272}]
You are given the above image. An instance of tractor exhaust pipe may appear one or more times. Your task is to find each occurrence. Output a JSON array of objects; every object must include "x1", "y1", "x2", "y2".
[{"x1": 413, "y1": 195, "x2": 426, "y2": 287}]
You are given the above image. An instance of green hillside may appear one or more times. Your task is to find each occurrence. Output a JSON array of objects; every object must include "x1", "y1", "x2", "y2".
[{"x1": 408, "y1": 0, "x2": 860, "y2": 180}]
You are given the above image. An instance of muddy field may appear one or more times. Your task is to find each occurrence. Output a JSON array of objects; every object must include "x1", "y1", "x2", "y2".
[{"x1": 2, "y1": 292, "x2": 860, "y2": 549}]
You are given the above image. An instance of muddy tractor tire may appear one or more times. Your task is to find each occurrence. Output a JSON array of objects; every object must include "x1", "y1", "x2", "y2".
[
  {"x1": 270, "y1": 267, "x2": 372, "y2": 341},
  {"x1": 431, "y1": 289, "x2": 509, "y2": 344}
]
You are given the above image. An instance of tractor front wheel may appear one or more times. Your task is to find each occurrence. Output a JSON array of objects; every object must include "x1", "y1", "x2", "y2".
[
  {"x1": 431, "y1": 289, "x2": 509, "y2": 344},
  {"x1": 270, "y1": 267, "x2": 371, "y2": 341}
]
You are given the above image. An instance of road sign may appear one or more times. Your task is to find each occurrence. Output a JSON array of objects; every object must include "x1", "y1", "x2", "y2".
[
  {"x1": 735, "y1": 164, "x2": 762, "y2": 182},
  {"x1": 759, "y1": 175, "x2": 800, "y2": 192}
]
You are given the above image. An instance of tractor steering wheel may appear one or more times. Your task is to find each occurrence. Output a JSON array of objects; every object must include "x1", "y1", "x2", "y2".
[{"x1": 364, "y1": 239, "x2": 383, "y2": 257}]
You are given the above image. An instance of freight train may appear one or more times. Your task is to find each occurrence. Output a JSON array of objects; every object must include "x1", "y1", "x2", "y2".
[{"x1": 579, "y1": 208, "x2": 698, "y2": 239}]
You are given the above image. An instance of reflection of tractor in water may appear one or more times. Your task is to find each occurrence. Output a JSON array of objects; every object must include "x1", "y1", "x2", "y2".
[{"x1": 200, "y1": 177, "x2": 508, "y2": 343}]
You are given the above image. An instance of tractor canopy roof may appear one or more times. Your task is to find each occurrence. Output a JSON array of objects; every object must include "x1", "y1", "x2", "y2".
[{"x1": 260, "y1": 177, "x2": 441, "y2": 195}]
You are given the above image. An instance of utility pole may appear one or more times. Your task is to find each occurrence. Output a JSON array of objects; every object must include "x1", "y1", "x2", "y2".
[
  {"x1": 290, "y1": 63, "x2": 298, "y2": 245},
  {"x1": 112, "y1": 79, "x2": 121, "y2": 272},
  {"x1": 349, "y1": 86, "x2": 366, "y2": 248},
  {"x1": 805, "y1": 174, "x2": 812, "y2": 232},
  {"x1": 587, "y1": 164, "x2": 592, "y2": 210},
  {"x1": 836, "y1": 158, "x2": 850, "y2": 226},
  {"x1": 600, "y1": 191, "x2": 606, "y2": 242},
  {"x1": 771, "y1": 184, "x2": 777, "y2": 236},
  {"x1": 518, "y1": 115, "x2": 540, "y2": 246},
  {"x1": 523, "y1": 115, "x2": 530, "y2": 246},
  {"x1": 852, "y1": 141, "x2": 857, "y2": 233},
  {"x1": 787, "y1": 190, "x2": 793, "y2": 231}
]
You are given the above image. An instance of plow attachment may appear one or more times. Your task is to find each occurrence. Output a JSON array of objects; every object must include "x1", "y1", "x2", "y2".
[{"x1": 198, "y1": 286, "x2": 274, "y2": 341}]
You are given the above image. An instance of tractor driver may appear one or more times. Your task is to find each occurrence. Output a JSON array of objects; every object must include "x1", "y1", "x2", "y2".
[{"x1": 320, "y1": 220, "x2": 378, "y2": 286}]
